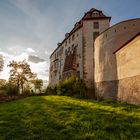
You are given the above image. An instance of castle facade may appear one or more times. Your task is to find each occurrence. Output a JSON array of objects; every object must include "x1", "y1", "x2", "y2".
[{"x1": 49, "y1": 8, "x2": 140, "y2": 104}]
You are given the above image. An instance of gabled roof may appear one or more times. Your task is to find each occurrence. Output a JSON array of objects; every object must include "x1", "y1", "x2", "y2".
[
  {"x1": 89, "y1": 8, "x2": 102, "y2": 12},
  {"x1": 114, "y1": 32, "x2": 140, "y2": 54},
  {"x1": 82, "y1": 8, "x2": 110, "y2": 20}
]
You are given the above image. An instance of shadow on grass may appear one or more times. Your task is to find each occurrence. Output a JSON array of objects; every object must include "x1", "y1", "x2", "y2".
[{"x1": 0, "y1": 96, "x2": 140, "y2": 140}]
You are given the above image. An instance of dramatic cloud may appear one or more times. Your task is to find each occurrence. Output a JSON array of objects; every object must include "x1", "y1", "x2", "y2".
[
  {"x1": 0, "y1": 51, "x2": 48, "y2": 82},
  {"x1": 28, "y1": 55, "x2": 45, "y2": 63}
]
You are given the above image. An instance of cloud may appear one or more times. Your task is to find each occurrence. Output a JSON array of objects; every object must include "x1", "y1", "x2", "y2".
[
  {"x1": 45, "y1": 50, "x2": 51, "y2": 56},
  {"x1": 28, "y1": 55, "x2": 45, "y2": 63},
  {"x1": 26, "y1": 48, "x2": 35, "y2": 53},
  {"x1": 0, "y1": 51, "x2": 48, "y2": 82},
  {"x1": 29, "y1": 61, "x2": 49, "y2": 81}
]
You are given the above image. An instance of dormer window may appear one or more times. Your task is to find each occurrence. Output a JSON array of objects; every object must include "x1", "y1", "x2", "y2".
[{"x1": 92, "y1": 11, "x2": 99, "y2": 17}]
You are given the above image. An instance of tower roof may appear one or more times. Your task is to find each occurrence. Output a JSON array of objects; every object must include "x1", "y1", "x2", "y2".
[
  {"x1": 82, "y1": 8, "x2": 111, "y2": 20},
  {"x1": 89, "y1": 8, "x2": 102, "y2": 12}
]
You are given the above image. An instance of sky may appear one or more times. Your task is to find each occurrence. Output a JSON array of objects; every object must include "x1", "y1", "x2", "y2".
[{"x1": 0, "y1": 0, "x2": 140, "y2": 85}]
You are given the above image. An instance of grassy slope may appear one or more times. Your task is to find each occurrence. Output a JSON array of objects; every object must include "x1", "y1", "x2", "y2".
[{"x1": 0, "y1": 96, "x2": 140, "y2": 140}]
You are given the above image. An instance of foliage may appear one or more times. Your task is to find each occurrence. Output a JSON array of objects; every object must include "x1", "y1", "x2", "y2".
[
  {"x1": 23, "y1": 84, "x2": 32, "y2": 95},
  {"x1": 45, "y1": 86, "x2": 57, "y2": 95},
  {"x1": 8, "y1": 60, "x2": 36, "y2": 94},
  {"x1": 0, "y1": 81, "x2": 18, "y2": 96},
  {"x1": 0, "y1": 79, "x2": 6, "y2": 88},
  {"x1": 0, "y1": 96, "x2": 139, "y2": 140},
  {"x1": 31, "y1": 79, "x2": 43, "y2": 93},
  {"x1": 47, "y1": 76, "x2": 87, "y2": 98},
  {"x1": 0, "y1": 55, "x2": 4, "y2": 72}
]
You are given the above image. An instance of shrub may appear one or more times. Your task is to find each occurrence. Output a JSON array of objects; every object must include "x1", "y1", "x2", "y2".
[
  {"x1": 45, "y1": 86, "x2": 57, "y2": 95},
  {"x1": 47, "y1": 76, "x2": 87, "y2": 98},
  {"x1": 23, "y1": 84, "x2": 32, "y2": 95},
  {"x1": 24, "y1": 88, "x2": 31, "y2": 95},
  {"x1": 0, "y1": 89, "x2": 7, "y2": 97},
  {"x1": 73, "y1": 78, "x2": 87, "y2": 98},
  {"x1": 0, "y1": 82, "x2": 18, "y2": 97},
  {"x1": 5, "y1": 83, "x2": 18, "y2": 96}
]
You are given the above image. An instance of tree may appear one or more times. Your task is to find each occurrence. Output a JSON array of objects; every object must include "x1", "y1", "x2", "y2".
[
  {"x1": 0, "y1": 55, "x2": 4, "y2": 72},
  {"x1": 0, "y1": 79, "x2": 6, "y2": 88},
  {"x1": 8, "y1": 60, "x2": 36, "y2": 94},
  {"x1": 31, "y1": 79, "x2": 43, "y2": 93}
]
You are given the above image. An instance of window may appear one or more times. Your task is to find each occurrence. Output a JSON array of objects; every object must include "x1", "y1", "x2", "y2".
[
  {"x1": 72, "y1": 44, "x2": 74, "y2": 50},
  {"x1": 93, "y1": 32, "x2": 99, "y2": 40},
  {"x1": 72, "y1": 34, "x2": 75, "y2": 41},
  {"x1": 69, "y1": 37, "x2": 71, "y2": 44},
  {"x1": 65, "y1": 50, "x2": 68, "y2": 55},
  {"x1": 65, "y1": 41, "x2": 67, "y2": 46},
  {"x1": 94, "y1": 22, "x2": 99, "y2": 29},
  {"x1": 92, "y1": 11, "x2": 99, "y2": 17},
  {"x1": 61, "y1": 47, "x2": 63, "y2": 54}
]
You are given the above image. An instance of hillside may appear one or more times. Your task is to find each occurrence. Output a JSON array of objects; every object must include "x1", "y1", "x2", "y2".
[{"x1": 0, "y1": 96, "x2": 140, "y2": 140}]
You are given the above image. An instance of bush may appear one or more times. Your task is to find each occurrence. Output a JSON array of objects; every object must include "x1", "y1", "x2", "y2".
[
  {"x1": 5, "y1": 83, "x2": 18, "y2": 96},
  {"x1": 0, "y1": 89, "x2": 7, "y2": 97},
  {"x1": 47, "y1": 76, "x2": 87, "y2": 98},
  {"x1": 23, "y1": 84, "x2": 32, "y2": 95},
  {"x1": 45, "y1": 86, "x2": 57, "y2": 95},
  {"x1": 24, "y1": 88, "x2": 31, "y2": 95}
]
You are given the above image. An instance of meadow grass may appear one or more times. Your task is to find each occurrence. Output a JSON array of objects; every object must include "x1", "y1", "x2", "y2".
[{"x1": 0, "y1": 96, "x2": 140, "y2": 140}]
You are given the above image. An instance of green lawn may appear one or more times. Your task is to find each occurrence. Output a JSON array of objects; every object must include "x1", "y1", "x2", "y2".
[{"x1": 0, "y1": 96, "x2": 140, "y2": 140}]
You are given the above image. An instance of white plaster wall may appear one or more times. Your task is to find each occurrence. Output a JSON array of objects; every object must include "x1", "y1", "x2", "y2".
[
  {"x1": 62, "y1": 28, "x2": 83, "y2": 78},
  {"x1": 83, "y1": 19, "x2": 110, "y2": 87},
  {"x1": 49, "y1": 28, "x2": 83, "y2": 86}
]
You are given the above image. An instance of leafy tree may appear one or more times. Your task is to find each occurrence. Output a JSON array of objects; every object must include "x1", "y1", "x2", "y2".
[
  {"x1": 0, "y1": 79, "x2": 7, "y2": 96},
  {"x1": 8, "y1": 60, "x2": 36, "y2": 94},
  {"x1": 0, "y1": 79, "x2": 6, "y2": 88},
  {"x1": 31, "y1": 79, "x2": 43, "y2": 93}
]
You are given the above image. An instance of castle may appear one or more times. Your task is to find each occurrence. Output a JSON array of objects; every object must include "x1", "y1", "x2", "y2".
[{"x1": 49, "y1": 8, "x2": 140, "y2": 105}]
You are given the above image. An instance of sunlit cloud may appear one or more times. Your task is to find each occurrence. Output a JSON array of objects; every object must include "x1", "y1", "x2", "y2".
[
  {"x1": 0, "y1": 51, "x2": 48, "y2": 82},
  {"x1": 26, "y1": 48, "x2": 36, "y2": 53}
]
